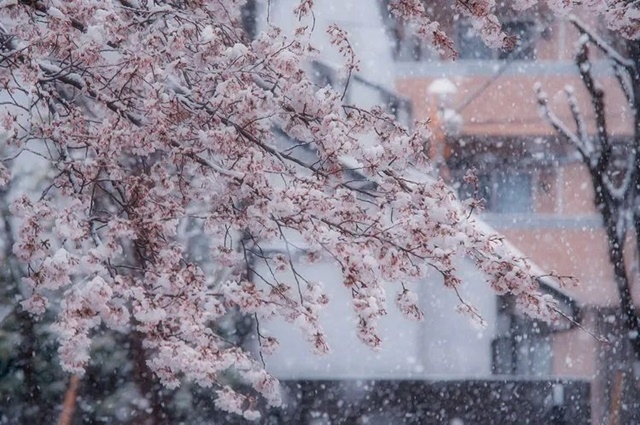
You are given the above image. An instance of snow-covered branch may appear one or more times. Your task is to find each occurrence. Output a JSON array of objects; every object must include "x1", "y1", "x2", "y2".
[
  {"x1": 569, "y1": 15, "x2": 635, "y2": 70},
  {"x1": 534, "y1": 83, "x2": 589, "y2": 160},
  {"x1": 563, "y1": 85, "x2": 593, "y2": 156},
  {"x1": 574, "y1": 37, "x2": 612, "y2": 171},
  {"x1": 2, "y1": 0, "x2": 636, "y2": 418},
  {"x1": 536, "y1": 14, "x2": 640, "y2": 358}
]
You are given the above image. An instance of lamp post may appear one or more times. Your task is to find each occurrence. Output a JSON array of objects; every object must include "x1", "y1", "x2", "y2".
[{"x1": 427, "y1": 78, "x2": 461, "y2": 178}]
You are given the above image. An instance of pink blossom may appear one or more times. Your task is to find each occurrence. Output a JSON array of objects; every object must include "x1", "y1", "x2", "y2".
[{"x1": 0, "y1": 0, "x2": 619, "y2": 417}]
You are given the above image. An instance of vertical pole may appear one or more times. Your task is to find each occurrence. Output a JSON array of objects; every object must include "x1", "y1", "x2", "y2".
[{"x1": 57, "y1": 374, "x2": 80, "y2": 425}]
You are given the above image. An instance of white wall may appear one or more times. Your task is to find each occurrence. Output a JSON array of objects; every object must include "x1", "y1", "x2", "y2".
[
  {"x1": 252, "y1": 0, "x2": 498, "y2": 380},
  {"x1": 257, "y1": 0, "x2": 395, "y2": 91},
  {"x1": 256, "y1": 255, "x2": 497, "y2": 380}
]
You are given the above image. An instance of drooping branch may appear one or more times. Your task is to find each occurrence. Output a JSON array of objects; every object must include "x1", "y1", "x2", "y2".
[{"x1": 0, "y1": 0, "x2": 605, "y2": 418}]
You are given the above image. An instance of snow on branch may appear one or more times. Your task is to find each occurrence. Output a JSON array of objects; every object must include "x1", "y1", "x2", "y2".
[
  {"x1": 569, "y1": 15, "x2": 635, "y2": 70},
  {"x1": 612, "y1": 63, "x2": 636, "y2": 108},
  {"x1": 535, "y1": 12, "x2": 640, "y2": 341},
  {"x1": 534, "y1": 82, "x2": 589, "y2": 160},
  {"x1": 563, "y1": 85, "x2": 593, "y2": 156},
  {"x1": 0, "y1": 0, "x2": 612, "y2": 418},
  {"x1": 574, "y1": 38, "x2": 612, "y2": 170}
]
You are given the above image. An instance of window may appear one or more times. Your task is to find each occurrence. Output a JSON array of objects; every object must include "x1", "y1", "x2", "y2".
[
  {"x1": 379, "y1": 0, "x2": 439, "y2": 62},
  {"x1": 493, "y1": 171, "x2": 533, "y2": 213},
  {"x1": 459, "y1": 170, "x2": 533, "y2": 214},
  {"x1": 241, "y1": 0, "x2": 258, "y2": 40},
  {"x1": 456, "y1": 20, "x2": 536, "y2": 61},
  {"x1": 389, "y1": 22, "x2": 437, "y2": 61},
  {"x1": 456, "y1": 22, "x2": 494, "y2": 60},
  {"x1": 499, "y1": 21, "x2": 536, "y2": 60},
  {"x1": 492, "y1": 297, "x2": 552, "y2": 376}
]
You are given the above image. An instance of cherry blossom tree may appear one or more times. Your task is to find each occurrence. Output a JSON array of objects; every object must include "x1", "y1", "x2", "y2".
[{"x1": 0, "y1": 0, "x2": 636, "y2": 420}]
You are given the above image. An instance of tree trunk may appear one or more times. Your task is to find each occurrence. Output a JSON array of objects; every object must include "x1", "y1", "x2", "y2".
[
  {"x1": 58, "y1": 375, "x2": 80, "y2": 425},
  {"x1": 129, "y1": 331, "x2": 170, "y2": 425}
]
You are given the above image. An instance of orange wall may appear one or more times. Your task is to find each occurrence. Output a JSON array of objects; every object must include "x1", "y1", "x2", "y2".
[
  {"x1": 500, "y1": 226, "x2": 617, "y2": 306},
  {"x1": 396, "y1": 73, "x2": 633, "y2": 139}
]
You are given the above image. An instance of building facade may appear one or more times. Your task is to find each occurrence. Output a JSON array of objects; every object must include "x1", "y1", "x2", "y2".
[
  {"x1": 391, "y1": 4, "x2": 636, "y2": 423},
  {"x1": 246, "y1": 1, "x2": 598, "y2": 423}
]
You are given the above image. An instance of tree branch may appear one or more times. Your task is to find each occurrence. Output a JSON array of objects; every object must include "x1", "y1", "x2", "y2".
[
  {"x1": 563, "y1": 85, "x2": 593, "y2": 155},
  {"x1": 534, "y1": 83, "x2": 589, "y2": 161},
  {"x1": 575, "y1": 40, "x2": 611, "y2": 172},
  {"x1": 569, "y1": 15, "x2": 635, "y2": 70}
]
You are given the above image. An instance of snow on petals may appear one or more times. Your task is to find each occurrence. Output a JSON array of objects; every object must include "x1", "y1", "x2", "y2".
[
  {"x1": 52, "y1": 276, "x2": 116, "y2": 374},
  {"x1": 0, "y1": 0, "x2": 587, "y2": 418}
]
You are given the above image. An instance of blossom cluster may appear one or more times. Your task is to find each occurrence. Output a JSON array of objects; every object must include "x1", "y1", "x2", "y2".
[{"x1": 0, "y1": 0, "x2": 632, "y2": 418}]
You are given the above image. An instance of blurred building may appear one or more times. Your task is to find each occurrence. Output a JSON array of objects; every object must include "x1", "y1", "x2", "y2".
[
  {"x1": 390, "y1": 2, "x2": 636, "y2": 423},
  {"x1": 244, "y1": 1, "x2": 598, "y2": 424}
]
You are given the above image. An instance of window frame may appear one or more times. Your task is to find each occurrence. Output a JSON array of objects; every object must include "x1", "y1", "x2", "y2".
[{"x1": 492, "y1": 296, "x2": 553, "y2": 377}]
